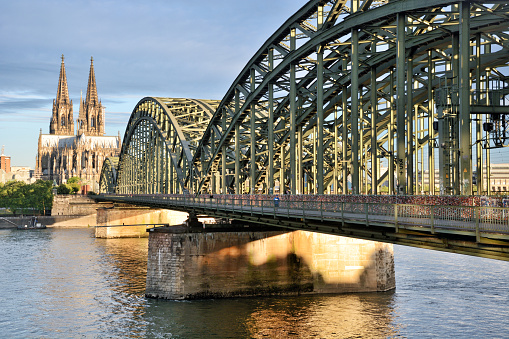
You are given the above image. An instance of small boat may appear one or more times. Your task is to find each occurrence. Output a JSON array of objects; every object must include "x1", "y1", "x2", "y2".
[{"x1": 17, "y1": 216, "x2": 46, "y2": 230}]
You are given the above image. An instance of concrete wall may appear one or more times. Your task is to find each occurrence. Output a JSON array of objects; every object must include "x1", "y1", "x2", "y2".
[
  {"x1": 95, "y1": 207, "x2": 188, "y2": 238},
  {"x1": 50, "y1": 195, "x2": 188, "y2": 233},
  {"x1": 45, "y1": 215, "x2": 97, "y2": 227},
  {"x1": 52, "y1": 194, "x2": 107, "y2": 216},
  {"x1": 46, "y1": 194, "x2": 110, "y2": 227},
  {"x1": 0, "y1": 195, "x2": 187, "y2": 230},
  {"x1": 0, "y1": 215, "x2": 98, "y2": 228},
  {"x1": 146, "y1": 228, "x2": 395, "y2": 300}
]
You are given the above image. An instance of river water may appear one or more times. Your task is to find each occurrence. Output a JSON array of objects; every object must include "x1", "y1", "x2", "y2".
[{"x1": 0, "y1": 227, "x2": 508, "y2": 338}]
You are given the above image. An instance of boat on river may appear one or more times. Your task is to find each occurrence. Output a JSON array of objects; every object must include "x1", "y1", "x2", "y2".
[{"x1": 17, "y1": 216, "x2": 46, "y2": 230}]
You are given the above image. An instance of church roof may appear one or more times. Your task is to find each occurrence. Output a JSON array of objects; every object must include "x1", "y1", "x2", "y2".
[
  {"x1": 40, "y1": 134, "x2": 119, "y2": 149},
  {"x1": 40, "y1": 135, "x2": 74, "y2": 148},
  {"x1": 76, "y1": 134, "x2": 120, "y2": 149}
]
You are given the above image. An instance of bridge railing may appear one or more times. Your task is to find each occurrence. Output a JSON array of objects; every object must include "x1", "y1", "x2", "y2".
[{"x1": 99, "y1": 194, "x2": 509, "y2": 237}]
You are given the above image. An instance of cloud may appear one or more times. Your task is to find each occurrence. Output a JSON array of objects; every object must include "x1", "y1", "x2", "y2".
[
  {"x1": 0, "y1": 94, "x2": 52, "y2": 115},
  {"x1": 0, "y1": 0, "x2": 303, "y2": 100},
  {"x1": 0, "y1": 0, "x2": 305, "y2": 167}
]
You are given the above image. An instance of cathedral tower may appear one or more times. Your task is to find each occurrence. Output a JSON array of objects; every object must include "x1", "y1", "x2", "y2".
[
  {"x1": 77, "y1": 57, "x2": 105, "y2": 136},
  {"x1": 36, "y1": 55, "x2": 120, "y2": 187},
  {"x1": 50, "y1": 55, "x2": 74, "y2": 135}
]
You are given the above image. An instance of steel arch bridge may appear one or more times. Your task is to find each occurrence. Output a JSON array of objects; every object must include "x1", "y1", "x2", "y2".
[{"x1": 100, "y1": 0, "x2": 509, "y2": 197}]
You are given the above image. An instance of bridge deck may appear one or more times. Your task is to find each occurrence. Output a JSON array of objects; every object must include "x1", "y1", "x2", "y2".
[{"x1": 94, "y1": 194, "x2": 509, "y2": 261}]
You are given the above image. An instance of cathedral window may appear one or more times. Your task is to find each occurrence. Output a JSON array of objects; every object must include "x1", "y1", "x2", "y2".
[
  {"x1": 61, "y1": 116, "x2": 65, "y2": 126},
  {"x1": 91, "y1": 116, "x2": 95, "y2": 128}
]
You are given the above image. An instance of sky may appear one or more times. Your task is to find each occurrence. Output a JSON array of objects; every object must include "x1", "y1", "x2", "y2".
[{"x1": 0, "y1": 0, "x2": 306, "y2": 167}]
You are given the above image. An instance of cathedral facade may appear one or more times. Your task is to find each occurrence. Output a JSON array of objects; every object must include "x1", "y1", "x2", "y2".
[{"x1": 35, "y1": 56, "x2": 121, "y2": 190}]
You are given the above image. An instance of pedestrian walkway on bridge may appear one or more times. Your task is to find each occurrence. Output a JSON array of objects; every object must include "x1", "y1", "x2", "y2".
[{"x1": 94, "y1": 193, "x2": 509, "y2": 261}]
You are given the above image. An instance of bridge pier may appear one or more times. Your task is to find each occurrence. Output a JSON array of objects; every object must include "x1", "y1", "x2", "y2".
[
  {"x1": 146, "y1": 227, "x2": 395, "y2": 300},
  {"x1": 95, "y1": 206, "x2": 188, "y2": 238}
]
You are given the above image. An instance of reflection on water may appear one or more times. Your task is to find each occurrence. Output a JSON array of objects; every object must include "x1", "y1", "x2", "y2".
[
  {"x1": 244, "y1": 294, "x2": 397, "y2": 338},
  {"x1": 140, "y1": 292, "x2": 397, "y2": 338},
  {"x1": 1, "y1": 228, "x2": 509, "y2": 338},
  {"x1": 97, "y1": 236, "x2": 149, "y2": 294}
]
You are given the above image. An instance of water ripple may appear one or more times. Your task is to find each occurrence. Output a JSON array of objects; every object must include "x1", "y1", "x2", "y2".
[{"x1": 1, "y1": 229, "x2": 509, "y2": 338}]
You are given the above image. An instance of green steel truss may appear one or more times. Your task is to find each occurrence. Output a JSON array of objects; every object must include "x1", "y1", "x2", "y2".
[
  {"x1": 99, "y1": 157, "x2": 119, "y2": 193},
  {"x1": 107, "y1": 0, "x2": 509, "y2": 196},
  {"x1": 115, "y1": 97, "x2": 220, "y2": 194}
]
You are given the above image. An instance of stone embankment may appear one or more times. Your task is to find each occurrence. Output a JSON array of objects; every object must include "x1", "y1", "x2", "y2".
[{"x1": 0, "y1": 215, "x2": 92, "y2": 228}]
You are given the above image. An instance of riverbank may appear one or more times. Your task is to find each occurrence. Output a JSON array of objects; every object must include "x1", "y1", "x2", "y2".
[{"x1": 0, "y1": 215, "x2": 95, "y2": 228}]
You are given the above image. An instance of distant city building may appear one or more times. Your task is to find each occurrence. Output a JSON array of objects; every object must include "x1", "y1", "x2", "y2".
[
  {"x1": 0, "y1": 169, "x2": 7, "y2": 183},
  {"x1": 10, "y1": 166, "x2": 35, "y2": 184},
  {"x1": 0, "y1": 147, "x2": 11, "y2": 174},
  {"x1": 484, "y1": 163, "x2": 509, "y2": 193},
  {"x1": 420, "y1": 163, "x2": 509, "y2": 194},
  {"x1": 35, "y1": 56, "x2": 121, "y2": 190},
  {"x1": 0, "y1": 165, "x2": 35, "y2": 185},
  {"x1": 0, "y1": 147, "x2": 34, "y2": 184}
]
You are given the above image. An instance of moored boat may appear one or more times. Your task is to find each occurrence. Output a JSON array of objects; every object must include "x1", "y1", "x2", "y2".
[{"x1": 17, "y1": 216, "x2": 46, "y2": 230}]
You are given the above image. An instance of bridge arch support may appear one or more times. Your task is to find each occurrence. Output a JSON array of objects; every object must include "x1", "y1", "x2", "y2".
[{"x1": 115, "y1": 97, "x2": 219, "y2": 194}]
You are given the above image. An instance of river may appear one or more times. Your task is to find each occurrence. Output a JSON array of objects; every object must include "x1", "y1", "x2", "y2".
[{"x1": 0, "y1": 227, "x2": 508, "y2": 338}]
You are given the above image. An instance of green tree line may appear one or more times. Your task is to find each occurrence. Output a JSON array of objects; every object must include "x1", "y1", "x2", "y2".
[
  {"x1": 56, "y1": 176, "x2": 82, "y2": 194},
  {"x1": 0, "y1": 180, "x2": 54, "y2": 215}
]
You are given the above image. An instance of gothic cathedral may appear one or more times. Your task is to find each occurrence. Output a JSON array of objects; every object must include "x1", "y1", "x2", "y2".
[{"x1": 35, "y1": 56, "x2": 121, "y2": 190}]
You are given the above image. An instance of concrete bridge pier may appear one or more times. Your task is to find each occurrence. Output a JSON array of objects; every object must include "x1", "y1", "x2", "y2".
[{"x1": 145, "y1": 226, "x2": 395, "y2": 299}]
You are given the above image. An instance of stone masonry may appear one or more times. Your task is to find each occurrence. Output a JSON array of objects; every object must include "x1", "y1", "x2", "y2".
[{"x1": 146, "y1": 227, "x2": 395, "y2": 299}]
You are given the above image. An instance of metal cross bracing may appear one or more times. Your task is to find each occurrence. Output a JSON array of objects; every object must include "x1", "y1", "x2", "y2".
[
  {"x1": 102, "y1": 0, "x2": 509, "y2": 198},
  {"x1": 99, "y1": 157, "x2": 118, "y2": 193}
]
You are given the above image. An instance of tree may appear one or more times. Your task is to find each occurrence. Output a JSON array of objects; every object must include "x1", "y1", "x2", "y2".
[
  {"x1": 57, "y1": 183, "x2": 72, "y2": 195},
  {"x1": 69, "y1": 183, "x2": 81, "y2": 194},
  {"x1": 67, "y1": 176, "x2": 82, "y2": 194},
  {"x1": 0, "y1": 181, "x2": 26, "y2": 214},
  {"x1": 0, "y1": 180, "x2": 54, "y2": 215},
  {"x1": 67, "y1": 177, "x2": 81, "y2": 184},
  {"x1": 30, "y1": 180, "x2": 54, "y2": 213}
]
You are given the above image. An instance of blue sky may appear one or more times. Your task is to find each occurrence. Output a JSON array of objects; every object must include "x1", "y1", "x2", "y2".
[{"x1": 0, "y1": 0, "x2": 305, "y2": 167}]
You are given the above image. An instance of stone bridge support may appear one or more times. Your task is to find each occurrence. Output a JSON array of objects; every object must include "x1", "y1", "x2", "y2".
[{"x1": 146, "y1": 227, "x2": 395, "y2": 299}]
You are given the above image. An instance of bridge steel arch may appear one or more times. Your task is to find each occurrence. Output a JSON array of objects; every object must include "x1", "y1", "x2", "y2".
[
  {"x1": 99, "y1": 157, "x2": 119, "y2": 193},
  {"x1": 191, "y1": 0, "x2": 509, "y2": 197},
  {"x1": 115, "y1": 97, "x2": 220, "y2": 194},
  {"x1": 106, "y1": 0, "x2": 509, "y2": 197}
]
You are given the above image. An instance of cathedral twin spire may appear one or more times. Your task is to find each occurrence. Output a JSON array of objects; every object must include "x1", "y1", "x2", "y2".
[
  {"x1": 50, "y1": 55, "x2": 73, "y2": 135},
  {"x1": 78, "y1": 57, "x2": 105, "y2": 136},
  {"x1": 50, "y1": 55, "x2": 105, "y2": 136}
]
